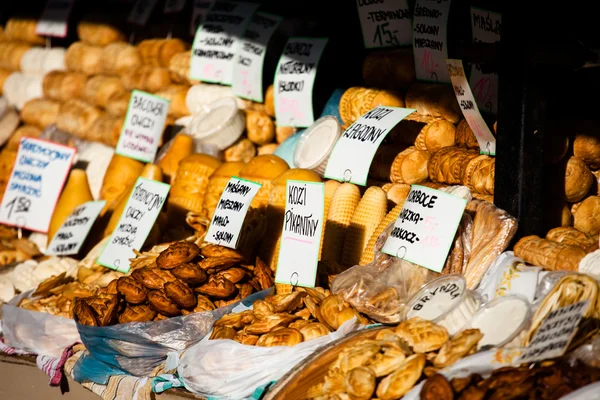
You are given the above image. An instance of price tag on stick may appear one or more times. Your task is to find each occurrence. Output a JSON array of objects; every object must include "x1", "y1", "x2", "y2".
[
  {"x1": 275, "y1": 180, "x2": 324, "y2": 288},
  {"x1": 205, "y1": 177, "x2": 261, "y2": 249},
  {"x1": 381, "y1": 185, "x2": 467, "y2": 272},
  {"x1": 0, "y1": 138, "x2": 76, "y2": 233},
  {"x1": 469, "y1": 8, "x2": 501, "y2": 115},
  {"x1": 356, "y1": 0, "x2": 411, "y2": 48},
  {"x1": 164, "y1": 0, "x2": 186, "y2": 13},
  {"x1": 190, "y1": 1, "x2": 260, "y2": 85},
  {"x1": 519, "y1": 300, "x2": 590, "y2": 364},
  {"x1": 446, "y1": 59, "x2": 496, "y2": 156},
  {"x1": 46, "y1": 200, "x2": 106, "y2": 256},
  {"x1": 36, "y1": 0, "x2": 75, "y2": 38},
  {"x1": 273, "y1": 37, "x2": 329, "y2": 128},
  {"x1": 232, "y1": 12, "x2": 282, "y2": 103},
  {"x1": 412, "y1": 0, "x2": 451, "y2": 83},
  {"x1": 128, "y1": 0, "x2": 159, "y2": 26},
  {"x1": 324, "y1": 106, "x2": 415, "y2": 186},
  {"x1": 189, "y1": 0, "x2": 215, "y2": 37},
  {"x1": 97, "y1": 177, "x2": 170, "y2": 273},
  {"x1": 115, "y1": 90, "x2": 170, "y2": 163}
]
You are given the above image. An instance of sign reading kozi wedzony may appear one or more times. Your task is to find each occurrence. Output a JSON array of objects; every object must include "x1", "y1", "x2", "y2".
[
  {"x1": 116, "y1": 90, "x2": 170, "y2": 163},
  {"x1": 46, "y1": 200, "x2": 106, "y2": 256},
  {"x1": 382, "y1": 185, "x2": 467, "y2": 272},
  {"x1": 0, "y1": 138, "x2": 76, "y2": 233},
  {"x1": 98, "y1": 177, "x2": 170, "y2": 273},
  {"x1": 275, "y1": 180, "x2": 324, "y2": 288},
  {"x1": 205, "y1": 177, "x2": 261, "y2": 249},
  {"x1": 324, "y1": 106, "x2": 415, "y2": 186}
]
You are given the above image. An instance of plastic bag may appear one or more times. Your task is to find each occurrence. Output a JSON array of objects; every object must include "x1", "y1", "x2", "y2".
[
  {"x1": 73, "y1": 289, "x2": 272, "y2": 382},
  {"x1": 177, "y1": 317, "x2": 360, "y2": 399},
  {"x1": 2, "y1": 290, "x2": 80, "y2": 358}
]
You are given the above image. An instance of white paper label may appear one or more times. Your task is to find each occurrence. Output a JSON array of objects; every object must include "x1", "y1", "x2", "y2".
[
  {"x1": 447, "y1": 59, "x2": 496, "y2": 156},
  {"x1": 413, "y1": 0, "x2": 451, "y2": 83},
  {"x1": 232, "y1": 12, "x2": 282, "y2": 103},
  {"x1": 190, "y1": 1, "x2": 259, "y2": 85},
  {"x1": 275, "y1": 180, "x2": 324, "y2": 288},
  {"x1": 205, "y1": 177, "x2": 262, "y2": 249},
  {"x1": 164, "y1": 0, "x2": 186, "y2": 13},
  {"x1": 128, "y1": 0, "x2": 159, "y2": 26},
  {"x1": 46, "y1": 200, "x2": 106, "y2": 256},
  {"x1": 274, "y1": 37, "x2": 328, "y2": 128},
  {"x1": 324, "y1": 106, "x2": 415, "y2": 186},
  {"x1": 0, "y1": 138, "x2": 76, "y2": 233},
  {"x1": 357, "y1": 0, "x2": 411, "y2": 48},
  {"x1": 36, "y1": 0, "x2": 75, "y2": 38},
  {"x1": 97, "y1": 177, "x2": 170, "y2": 273},
  {"x1": 469, "y1": 8, "x2": 501, "y2": 115},
  {"x1": 115, "y1": 90, "x2": 170, "y2": 163},
  {"x1": 519, "y1": 300, "x2": 590, "y2": 364},
  {"x1": 407, "y1": 277, "x2": 465, "y2": 319},
  {"x1": 382, "y1": 185, "x2": 467, "y2": 272},
  {"x1": 189, "y1": 0, "x2": 215, "y2": 37}
]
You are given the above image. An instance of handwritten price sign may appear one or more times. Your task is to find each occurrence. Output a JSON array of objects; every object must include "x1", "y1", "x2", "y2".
[
  {"x1": 36, "y1": 0, "x2": 75, "y2": 38},
  {"x1": 356, "y1": 0, "x2": 411, "y2": 49},
  {"x1": 447, "y1": 59, "x2": 496, "y2": 156},
  {"x1": 382, "y1": 185, "x2": 467, "y2": 273},
  {"x1": 412, "y1": 0, "x2": 451, "y2": 83}
]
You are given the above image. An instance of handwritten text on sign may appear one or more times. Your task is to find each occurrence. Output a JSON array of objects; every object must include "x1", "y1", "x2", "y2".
[
  {"x1": 36, "y1": 0, "x2": 75, "y2": 38},
  {"x1": 413, "y1": 0, "x2": 451, "y2": 83},
  {"x1": 164, "y1": 0, "x2": 186, "y2": 13},
  {"x1": 357, "y1": 0, "x2": 411, "y2": 49},
  {"x1": 0, "y1": 138, "x2": 75, "y2": 233},
  {"x1": 128, "y1": 0, "x2": 159, "y2": 26},
  {"x1": 274, "y1": 37, "x2": 328, "y2": 128},
  {"x1": 407, "y1": 277, "x2": 465, "y2": 319},
  {"x1": 324, "y1": 106, "x2": 415, "y2": 186},
  {"x1": 519, "y1": 300, "x2": 590, "y2": 364},
  {"x1": 205, "y1": 177, "x2": 261, "y2": 249},
  {"x1": 470, "y1": 8, "x2": 501, "y2": 115},
  {"x1": 46, "y1": 200, "x2": 106, "y2": 256},
  {"x1": 275, "y1": 181, "x2": 324, "y2": 288},
  {"x1": 190, "y1": 1, "x2": 259, "y2": 85},
  {"x1": 232, "y1": 12, "x2": 282, "y2": 103},
  {"x1": 116, "y1": 91, "x2": 170, "y2": 163},
  {"x1": 447, "y1": 59, "x2": 496, "y2": 156},
  {"x1": 382, "y1": 185, "x2": 467, "y2": 272},
  {"x1": 97, "y1": 178, "x2": 170, "y2": 273},
  {"x1": 189, "y1": 0, "x2": 215, "y2": 36}
]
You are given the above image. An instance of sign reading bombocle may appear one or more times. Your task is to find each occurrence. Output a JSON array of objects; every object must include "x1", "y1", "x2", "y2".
[
  {"x1": 275, "y1": 180, "x2": 324, "y2": 288},
  {"x1": 382, "y1": 185, "x2": 467, "y2": 273},
  {"x1": 324, "y1": 106, "x2": 415, "y2": 186},
  {"x1": 98, "y1": 177, "x2": 170, "y2": 273},
  {"x1": 205, "y1": 177, "x2": 262, "y2": 249},
  {"x1": 46, "y1": 200, "x2": 106, "y2": 256},
  {"x1": 116, "y1": 90, "x2": 170, "y2": 163}
]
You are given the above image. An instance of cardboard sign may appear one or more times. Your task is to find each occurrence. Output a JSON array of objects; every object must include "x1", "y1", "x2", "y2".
[
  {"x1": 232, "y1": 12, "x2": 282, "y2": 103},
  {"x1": 190, "y1": 1, "x2": 259, "y2": 85},
  {"x1": 275, "y1": 180, "x2": 324, "y2": 288},
  {"x1": 164, "y1": 0, "x2": 186, "y2": 13},
  {"x1": 115, "y1": 90, "x2": 170, "y2": 163},
  {"x1": 470, "y1": 8, "x2": 501, "y2": 115},
  {"x1": 447, "y1": 59, "x2": 496, "y2": 156},
  {"x1": 128, "y1": 0, "x2": 159, "y2": 26},
  {"x1": 357, "y1": 0, "x2": 411, "y2": 48},
  {"x1": 97, "y1": 178, "x2": 170, "y2": 273},
  {"x1": 0, "y1": 138, "x2": 76, "y2": 233},
  {"x1": 36, "y1": 0, "x2": 75, "y2": 38},
  {"x1": 189, "y1": 0, "x2": 215, "y2": 37},
  {"x1": 324, "y1": 106, "x2": 415, "y2": 186},
  {"x1": 273, "y1": 37, "x2": 329, "y2": 128},
  {"x1": 382, "y1": 185, "x2": 467, "y2": 272},
  {"x1": 46, "y1": 200, "x2": 106, "y2": 256},
  {"x1": 413, "y1": 0, "x2": 451, "y2": 83},
  {"x1": 519, "y1": 301, "x2": 590, "y2": 364},
  {"x1": 205, "y1": 177, "x2": 261, "y2": 249}
]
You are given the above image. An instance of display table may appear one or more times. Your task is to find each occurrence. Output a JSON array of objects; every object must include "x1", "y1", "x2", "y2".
[{"x1": 0, "y1": 354, "x2": 200, "y2": 400}]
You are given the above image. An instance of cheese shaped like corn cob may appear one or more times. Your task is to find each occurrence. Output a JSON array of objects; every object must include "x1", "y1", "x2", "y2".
[
  {"x1": 320, "y1": 183, "x2": 361, "y2": 263},
  {"x1": 319, "y1": 180, "x2": 341, "y2": 260},
  {"x1": 359, "y1": 202, "x2": 404, "y2": 265}
]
